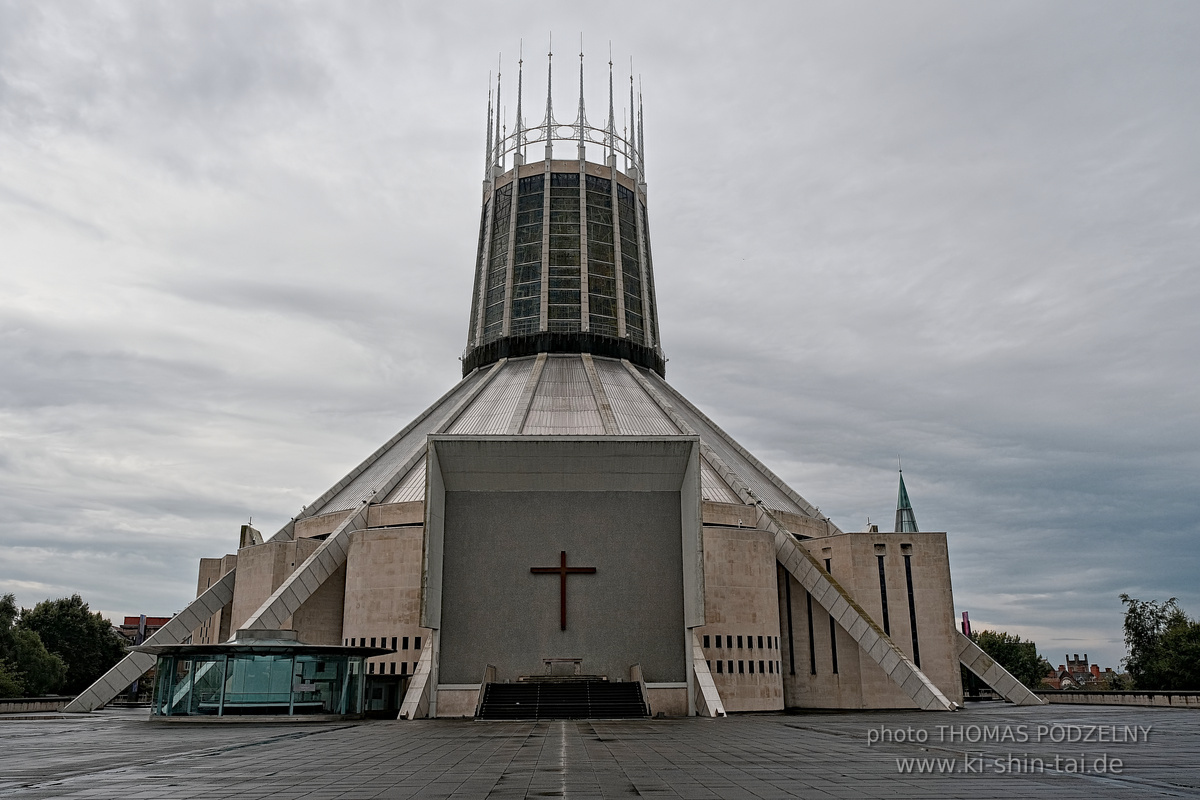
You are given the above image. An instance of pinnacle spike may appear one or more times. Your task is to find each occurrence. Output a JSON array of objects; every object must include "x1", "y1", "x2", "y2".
[
  {"x1": 515, "y1": 46, "x2": 524, "y2": 162},
  {"x1": 544, "y1": 35, "x2": 554, "y2": 160},
  {"x1": 484, "y1": 78, "x2": 494, "y2": 178},
  {"x1": 494, "y1": 64, "x2": 503, "y2": 170}
]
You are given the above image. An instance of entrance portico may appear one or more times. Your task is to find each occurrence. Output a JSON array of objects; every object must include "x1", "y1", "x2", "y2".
[{"x1": 419, "y1": 435, "x2": 704, "y2": 717}]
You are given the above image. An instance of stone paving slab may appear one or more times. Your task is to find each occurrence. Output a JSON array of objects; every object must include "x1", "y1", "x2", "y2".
[{"x1": 1, "y1": 704, "x2": 1198, "y2": 798}]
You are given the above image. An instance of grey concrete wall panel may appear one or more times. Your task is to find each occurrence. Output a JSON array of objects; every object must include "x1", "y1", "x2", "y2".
[
  {"x1": 438, "y1": 490, "x2": 686, "y2": 684},
  {"x1": 679, "y1": 445, "x2": 705, "y2": 629},
  {"x1": 64, "y1": 569, "x2": 237, "y2": 712},
  {"x1": 423, "y1": 436, "x2": 703, "y2": 688},
  {"x1": 421, "y1": 441, "x2": 447, "y2": 630},
  {"x1": 957, "y1": 631, "x2": 1044, "y2": 706}
]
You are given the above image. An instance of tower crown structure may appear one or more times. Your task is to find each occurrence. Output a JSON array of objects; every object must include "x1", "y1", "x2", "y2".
[{"x1": 463, "y1": 45, "x2": 664, "y2": 376}]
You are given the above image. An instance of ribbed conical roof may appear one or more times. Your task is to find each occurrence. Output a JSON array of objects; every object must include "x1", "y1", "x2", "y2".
[{"x1": 291, "y1": 354, "x2": 838, "y2": 534}]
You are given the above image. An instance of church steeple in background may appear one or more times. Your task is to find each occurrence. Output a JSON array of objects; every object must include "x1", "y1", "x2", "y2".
[{"x1": 895, "y1": 465, "x2": 919, "y2": 533}]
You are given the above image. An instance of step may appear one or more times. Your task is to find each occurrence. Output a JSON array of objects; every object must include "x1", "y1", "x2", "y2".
[{"x1": 477, "y1": 680, "x2": 649, "y2": 720}]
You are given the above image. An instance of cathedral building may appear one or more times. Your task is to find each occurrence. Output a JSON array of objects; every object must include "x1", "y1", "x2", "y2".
[{"x1": 67, "y1": 49, "x2": 1040, "y2": 719}]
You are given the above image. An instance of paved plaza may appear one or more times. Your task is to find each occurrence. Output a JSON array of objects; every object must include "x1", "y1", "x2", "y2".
[{"x1": 1, "y1": 703, "x2": 1198, "y2": 799}]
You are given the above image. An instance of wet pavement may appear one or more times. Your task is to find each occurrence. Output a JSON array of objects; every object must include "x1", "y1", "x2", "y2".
[{"x1": 1, "y1": 703, "x2": 1198, "y2": 798}]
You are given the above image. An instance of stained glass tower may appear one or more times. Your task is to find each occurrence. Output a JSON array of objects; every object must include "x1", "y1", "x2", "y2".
[{"x1": 462, "y1": 48, "x2": 664, "y2": 376}]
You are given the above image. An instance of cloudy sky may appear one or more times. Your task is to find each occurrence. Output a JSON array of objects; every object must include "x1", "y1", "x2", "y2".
[{"x1": 2, "y1": 1, "x2": 1197, "y2": 669}]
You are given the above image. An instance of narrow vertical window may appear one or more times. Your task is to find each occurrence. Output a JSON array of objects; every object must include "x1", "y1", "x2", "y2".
[
  {"x1": 876, "y1": 552, "x2": 891, "y2": 636},
  {"x1": 415, "y1": 636, "x2": 422, "y2": 650},
  {"x1": 824, "y1": 556, "x2": 838, "y2": 674},
  {"x1": 403, "y1": 637, "x2": 409, "y2": 650},
  {"x1": 904, "y1": 548, "x2": 921, "y2": 668},
  {"x1": 703, "y1": 634, "x2": 710, "y2": 648},
  {"x1": 784, "y1": 567, "x2": 796, "y2": 675},
  {"x1": 805, "y1": 590, "x2": 817, "y2": 676}
]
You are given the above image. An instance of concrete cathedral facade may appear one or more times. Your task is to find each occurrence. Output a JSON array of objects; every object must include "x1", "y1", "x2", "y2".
[{"x1": 68, "y1": 51, "x2": 1042, "y2": 719}]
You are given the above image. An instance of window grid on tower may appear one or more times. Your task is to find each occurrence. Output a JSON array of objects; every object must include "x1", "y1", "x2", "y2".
[
  {"x1": 547, "y1": 173, "x2": 582, "y2": 332},
  {"x1": 585, "y1": 174, "x2": 618, "y2": 338},
  {"x1": 482, "y1": 184, "x2": 513, "y2": 343},
  {"x1": 616, "y1": 184, "x2": 644, "y2": 344},
  {"x1": 509, "y1": 175, "x2": 544, "y2": 335}
]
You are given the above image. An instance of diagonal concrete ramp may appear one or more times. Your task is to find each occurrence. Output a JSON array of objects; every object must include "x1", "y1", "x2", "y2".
[
  {"x1": 237, "y1": 360, "x2": 507, "y2": 635},
  {"x1": 624, "y1": 361, "x2": 957, "y2": 712},
  {"x1": 63, "y1": 570, "x2": 237, "y2": 713},
  {"x1": 956, "y1": 631, "x2": 1044, "y2": 706}
]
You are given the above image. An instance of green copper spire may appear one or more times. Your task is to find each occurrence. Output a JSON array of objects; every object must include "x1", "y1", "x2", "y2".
[{"x1": 895, "y1": 468, "x2": 919, "y2": 533}]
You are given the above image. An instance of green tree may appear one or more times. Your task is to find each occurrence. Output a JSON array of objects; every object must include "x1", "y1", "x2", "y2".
[
  {"x1": 0, "y1": 661, "x2": 23, "y2": 698},
  {"x1": 17, "y1": 594, "x2": 125, "y2": 695},
  {"x1": 0, "y1": 593, "x2": 66, "y2": 697},
  {"x1": 969, "y1": 629, "x2": 1053, "y2": 690},
  {"x1": 1120, "y1": 594, "x2": 1200, "y2": 690}
]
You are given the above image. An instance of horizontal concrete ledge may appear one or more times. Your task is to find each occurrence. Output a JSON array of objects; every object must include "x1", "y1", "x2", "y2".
[
  {"x1": 0, "y1": 697, "x2": 73, "y2": 714},
  {"x1": 1035, "y1": 690, "x2": 1200, "y2": 708},
  {"x1": 149, "y1": 714, "x2": 367, "y2": 723}
]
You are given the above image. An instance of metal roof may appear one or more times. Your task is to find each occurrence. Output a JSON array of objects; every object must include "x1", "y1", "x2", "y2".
[{"x1": 304, "y1": 354, "x2": 830, "y2": 524}]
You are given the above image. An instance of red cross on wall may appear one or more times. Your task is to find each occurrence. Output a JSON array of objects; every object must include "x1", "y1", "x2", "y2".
[{"x1": 530, "y1": 550, "x2": 597, "y2": 631}]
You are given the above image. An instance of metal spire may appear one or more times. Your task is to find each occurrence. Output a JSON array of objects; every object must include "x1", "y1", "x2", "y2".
[
  {"x1": 629, "y1": 66, "x2": 637, "y2": 177},
  {"x1": 894, "y1": 464, "x2": 919, "y2": 533},
  {"x1": 514, "y1": 43, "x2": 524, "y2": 165},
  {"x1": 493, "y1": 58, "x2": 502, "y2": 171},
  {"x1": 606, "y1": 44, "x2": 616, "y2": 166},
  {"x1": 543, "y1": 35, "x2": 554, "y2": 161},
  {"x1": 484, "y1": 77, "x2": 493, "y2": 179},
  {"x1": 637, "y1": 76, "x2": 645, "y2": 178},
  {"x1": 576, "y1": 36, "x2": 588, "y2": 160}
]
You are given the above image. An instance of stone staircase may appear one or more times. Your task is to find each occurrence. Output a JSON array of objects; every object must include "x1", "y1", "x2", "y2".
[{"x1": 477, "y1": 679, "x2": 648, "y2": 720}]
